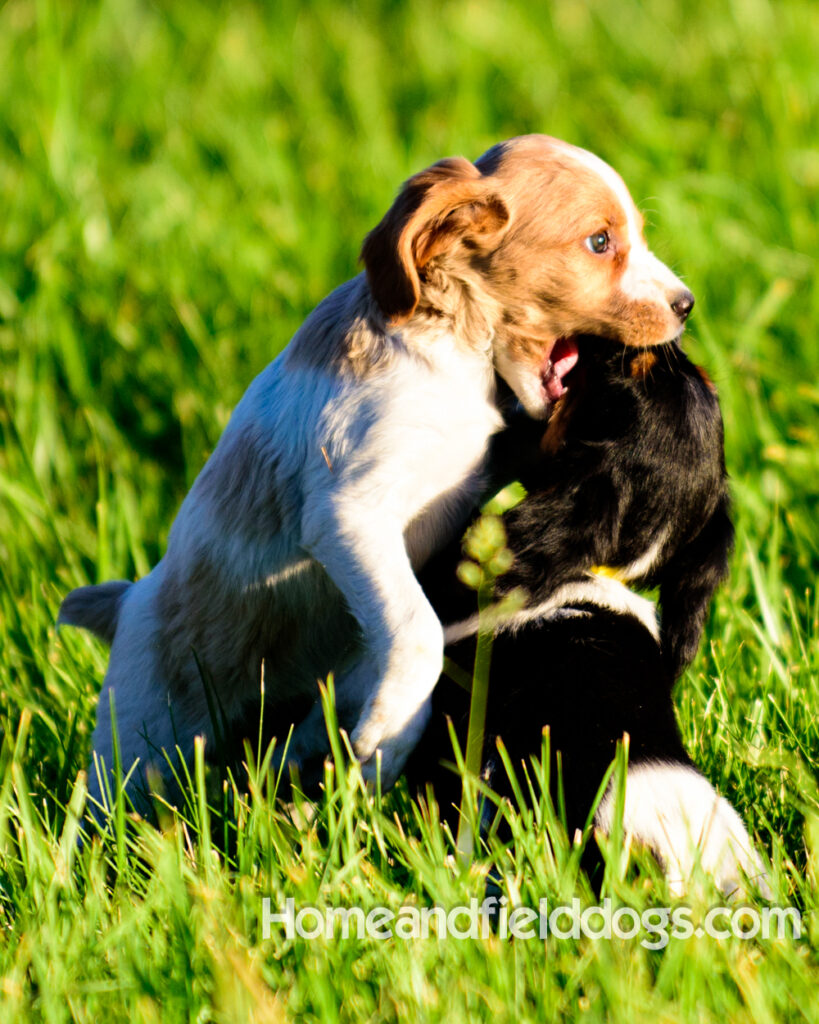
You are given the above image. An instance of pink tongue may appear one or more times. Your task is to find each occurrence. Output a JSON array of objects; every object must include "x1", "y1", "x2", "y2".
[
  {"x1": 544, "y1": 337, "x2": 580, "y2": 400},
  {"x1": 552, "y1": 337, "x2": 580, "y2": 379}
]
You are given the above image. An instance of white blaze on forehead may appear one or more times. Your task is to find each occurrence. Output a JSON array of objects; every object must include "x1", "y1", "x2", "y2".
[
  {"x1": 620, "y1": 246, "x2": 687, "y2": 303},
  {"x1": 557, "y1": 140, "x2": 686, "y2": 306},
  {"x1": 556, "y1": 141, "x2": 643, "y2": 245}
]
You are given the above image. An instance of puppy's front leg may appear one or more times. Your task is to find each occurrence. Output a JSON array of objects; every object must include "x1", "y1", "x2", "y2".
[{"x1": 303, "y1": 503, "x2": 443, "y2": 787}]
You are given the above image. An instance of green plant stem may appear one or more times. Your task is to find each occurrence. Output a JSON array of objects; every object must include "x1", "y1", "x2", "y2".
[{"x1": 456, "y1": 578, "x2": 495, "y2": 860}]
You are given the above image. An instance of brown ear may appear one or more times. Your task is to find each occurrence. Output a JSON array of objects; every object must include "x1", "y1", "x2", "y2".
[{"x1": 361, "y1": 157, "x2": 509, "y2": 326}]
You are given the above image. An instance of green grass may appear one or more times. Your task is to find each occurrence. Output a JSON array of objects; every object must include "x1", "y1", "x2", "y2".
[{"x1": 1, "y1": 0, "x2": 819, "y2": 1019}]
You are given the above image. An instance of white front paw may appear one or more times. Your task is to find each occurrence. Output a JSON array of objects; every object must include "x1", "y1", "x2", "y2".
[{"x1": 352, "y1": 697, "x2": 432, "y2": 789}]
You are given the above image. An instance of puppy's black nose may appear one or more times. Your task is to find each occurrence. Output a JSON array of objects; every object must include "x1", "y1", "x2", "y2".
[{"x1": 671, "y1": 290, "x2": 695, "y2": 323}]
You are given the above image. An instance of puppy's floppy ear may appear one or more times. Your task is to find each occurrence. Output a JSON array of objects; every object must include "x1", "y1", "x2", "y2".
[
  {"x1": 659, "y1": 495, "x2": 734, "y2": 679},
  {"x1": 361, "y1": 157, "x2": 509, "y2": 326}
]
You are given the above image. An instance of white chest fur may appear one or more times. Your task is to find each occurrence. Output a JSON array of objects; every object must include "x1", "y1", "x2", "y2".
[{"x1": 304, "y1": 332, "x2": 503, "y2": 549}]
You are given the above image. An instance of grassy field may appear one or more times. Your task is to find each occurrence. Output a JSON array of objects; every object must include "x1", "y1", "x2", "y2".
[{"x1": 1, "y1": 0, "x2": 818, "y2": 1019}]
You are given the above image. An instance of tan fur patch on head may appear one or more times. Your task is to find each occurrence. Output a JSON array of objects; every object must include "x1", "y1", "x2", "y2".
[
  {"x1": 460, "y1": 135, "x2": 690, "y2": 368},
  {"x1": 297, "y1": 135, "x2": 689, "y2": 393}
]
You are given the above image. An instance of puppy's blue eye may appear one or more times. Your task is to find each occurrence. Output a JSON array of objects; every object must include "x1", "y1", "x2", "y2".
[{"x1": 585, "y1": 231, "x2": 610, "y2": 254}]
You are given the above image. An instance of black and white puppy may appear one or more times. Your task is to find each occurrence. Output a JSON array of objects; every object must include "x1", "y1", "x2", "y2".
[{"x1": 408, "y1": 339, "x2": 768, "y2": 896}]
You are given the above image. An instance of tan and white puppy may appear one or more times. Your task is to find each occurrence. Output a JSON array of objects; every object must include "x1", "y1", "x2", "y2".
[{"x1": 59, "y1": 134, "x2": 694, "y2": 810}]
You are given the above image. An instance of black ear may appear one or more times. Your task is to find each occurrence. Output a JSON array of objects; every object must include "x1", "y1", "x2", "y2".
[{"x1": 658, "y1": 495, "x2": 734, "y2": 679}]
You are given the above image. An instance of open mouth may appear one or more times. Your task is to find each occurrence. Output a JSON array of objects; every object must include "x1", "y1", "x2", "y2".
[{"x1": 541, "y1": 336, "x2": 580, "y2": 401}]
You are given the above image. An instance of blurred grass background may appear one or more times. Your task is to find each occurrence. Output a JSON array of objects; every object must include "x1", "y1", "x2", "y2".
[{"x1": 1, "y1": 0, "x2": 818, "y2": 1019}]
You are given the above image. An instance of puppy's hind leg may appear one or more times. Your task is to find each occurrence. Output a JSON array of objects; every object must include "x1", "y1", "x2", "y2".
[
  {"x1": 86, "y1": 672, "x2": 195, "y2": 824},
  {"x1": 84, "y1": 571, "x2": 213, "y2": 825}
]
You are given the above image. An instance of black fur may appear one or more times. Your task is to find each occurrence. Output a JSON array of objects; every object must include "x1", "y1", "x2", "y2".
[
  {"x1": 407, "y1": 338, "x2": 733, "y2": 833},
  {"x1": 405, "y1": 607, "x2": 690, "y2": 835},
  {"x1": 420, "y1": 339, "x2": 733, "y2": 680}
]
